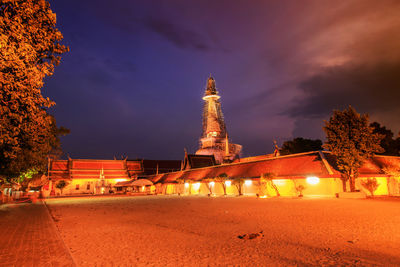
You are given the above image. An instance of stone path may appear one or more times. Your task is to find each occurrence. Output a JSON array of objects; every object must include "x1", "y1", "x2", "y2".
[{"x1": 0, "y1": 201, "x2": 75, "y2": 267}]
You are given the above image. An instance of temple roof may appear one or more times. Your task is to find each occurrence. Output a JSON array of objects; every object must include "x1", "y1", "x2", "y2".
[
  {"x1": 48, "y1": 158, "x2": 182, "y2": 180},
  {"x1": 183, "y1": 154, "x2": 216, "y2": 170},
  {"x1": 148, "y1": 151, "x2": 400, "y2": 184},
  {"x1": 141, "y1": 159, "x2": 182, "y2": 175}
]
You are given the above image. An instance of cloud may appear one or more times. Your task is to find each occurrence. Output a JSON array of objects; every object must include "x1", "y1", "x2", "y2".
[
  {"x1": 142, "y1": 18, "x2": 211, "y2": 51},
  {"x1": 285, "y1": 62, "x2": 400, "y2": 118}
]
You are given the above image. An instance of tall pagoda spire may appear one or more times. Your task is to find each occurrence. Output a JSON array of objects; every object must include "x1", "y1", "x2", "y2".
[
  {"x1": 196, "y1": 76, "x2": 242, "y2": 164},
  {"x1": 201, "y1": 76, "x2": 227, "y2": 139}
]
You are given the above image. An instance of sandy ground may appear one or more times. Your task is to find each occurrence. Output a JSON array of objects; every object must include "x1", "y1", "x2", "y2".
[{"x1": 46, "y1": 195, "x2": 400, "y2": 266}]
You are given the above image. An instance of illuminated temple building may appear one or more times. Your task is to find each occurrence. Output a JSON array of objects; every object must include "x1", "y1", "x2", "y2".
[{"x1": 44, "y1": 77, "x2": 400, "y2": 198}]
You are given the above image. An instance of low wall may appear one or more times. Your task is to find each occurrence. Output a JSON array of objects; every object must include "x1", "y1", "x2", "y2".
[{"x1": 157, "y1": 176, "x2": 399, "y2": 197}]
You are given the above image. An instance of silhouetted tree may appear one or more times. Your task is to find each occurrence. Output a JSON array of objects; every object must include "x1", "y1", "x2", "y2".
[
  {"x1": 323, "y1": 106, "x2": 384, "y2": 192},
  {"x1": 370, "y1": 122, "x2": 400, "y2": 156},
  {"x1": 55, "y1": 180, "x2": 68, "y2": 195},
  {"x1": 280, "y1": 137, "x2": 323, "y2": 155},
  {"x1": 0, "y1": 0, "x2": 68, "y2": 181}
]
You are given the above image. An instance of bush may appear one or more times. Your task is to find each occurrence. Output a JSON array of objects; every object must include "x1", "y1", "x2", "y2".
[{"x1": 361, "y1": 178, "x2": 379, "y2": 196}]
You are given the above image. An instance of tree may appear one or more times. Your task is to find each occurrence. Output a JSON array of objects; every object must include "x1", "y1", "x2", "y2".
[
  {"x1": 14, "y1": 168, "x2": 38, "y2": 191},
  {"x1": 231, "y1": 177, "x2": 244, "y2": 196},
  {"x1": 0, "y1": 0, "x2": 68, "y2": 181},
  {"x1": 176, "y1": 177, "x2": 191, "y2": 195},
  {"x1": 176, "y1": 177, "x2": 185, "y2": 195},
  {"x1": 292, "y1": 179, "x2": 305, "y2": 197},
  {"x1": 257, "y1": 176, "x2": 268, "y2": 197},
  {"x1": 360, "y1": 178, "x2": 379, "y2": 197},
  {"x1": 203, "y1": 178, "x2": 214, "y2": 195},
  {"x1": 280, "y1": 137, "x2": 323, "y2": 155},
  {"x1": 215, "y1": 173, "x2": 228, "y2": 195},
  {"x1": 323, "y1": 106, "x2": 384, "y2": 192},
  {"x1": 262, "y1": 173, "x2": 280, "y2": 197},
  {"x1": 55, "y1": 180, "x2": 68, "y2": 195},
  {"x1": 370, "y1": 122, "x2": 400, "y2": 156},
  {"x1": 382, "y1": 165, "x2": 400, "y2": 196}
]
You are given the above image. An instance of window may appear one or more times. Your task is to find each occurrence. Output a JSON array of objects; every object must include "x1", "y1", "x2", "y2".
[
  {"x1": 75, "y1": 184, "x2": 80, "y2": 190},
  {"x1": 87, "y1": 183, "x2": 90, "y2": 190}
]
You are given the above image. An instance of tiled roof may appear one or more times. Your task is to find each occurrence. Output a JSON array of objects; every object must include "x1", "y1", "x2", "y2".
[
  {"x1": 149, "y1": 151, "x2": 400, "y2": 184},
  {"x1": 49, "y1": 159, "x2": 130, "y2": 180},
  {"x1": 141, "y1": 159, "x2": 182, "y2": 175},
  {"x1": 150, "y1": 152, "x2": 330, "y2": 183},
  {"x1": 51, "y1": 160, "x2": 68, "y2": 171}
]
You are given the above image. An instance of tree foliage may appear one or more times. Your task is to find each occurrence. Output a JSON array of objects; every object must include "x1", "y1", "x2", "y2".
[
  {"x1": 280, "y1": 137, "x2": 323, "y2": 155},
  {"x1": 55, "y1": 179, "x2": 67, "y2": 195},
  {"x1": 360, "y1": 178, "x2": 379, "y2": 197},
  {"x1": 323, "y1": 106, "x2": 384, "y2": 192},
  {"x1": 0, "y1": 0, "x2": 68, "y2": 180},
  {"x1": 370, "y1": 122, "x2": 400, "y2": 156}
]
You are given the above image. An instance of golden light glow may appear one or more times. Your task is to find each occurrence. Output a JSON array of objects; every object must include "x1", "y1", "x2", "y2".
[
  {"x1": 245, "y1": 180, "x2": 252, "y2": 186},
  {"x1": 259, "y1": 195, "x2": 267, "y2": 198},
  {"x1": 184, "y1": 182, "x2": 189, "y2": 188},
  {"x1": 202, "y1": 95, "x2": 220, "y2": 100},
  {"x1": 209, "y1": 181, "x2": 215, "y2": 187},
  {"x1": 115, "y1": 178, "x2": 128, "y2": 182},
  {"x1": 273, "y1": 179, "x2": 286, "y2": 186},
  {"x1": 193, "y1": 182, "x2": 201, "y2": 190},
  {"x1": 225, "y1": 180, "x2": 231, "y2": 186},
  {"x1": 141, "y1": 186, "x2": 145, "y2": 191},
  {"x1": 306, "y1": 176, "x2": 320, "y2": 185}
]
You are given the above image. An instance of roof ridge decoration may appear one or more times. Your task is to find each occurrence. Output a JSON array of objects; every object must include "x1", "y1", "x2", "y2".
[{"x1": 318, "y1": 150, "x2": 334, "y2": 175}]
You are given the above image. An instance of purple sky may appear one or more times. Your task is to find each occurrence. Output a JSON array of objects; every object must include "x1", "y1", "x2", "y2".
[{"x1": 44, "y1": 0, "x2": 400, "y2": 160}]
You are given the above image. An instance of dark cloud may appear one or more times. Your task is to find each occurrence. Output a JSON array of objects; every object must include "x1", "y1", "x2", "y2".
[
  {"x1": 285, "y1": 62, "x2": 400, "y2": 118},
  {"x1": 142, "y1": 18, "x2": 211, "y2": 51},
  {"x1": 47, "y1": 0, "x2": 400, "y2": 158}
]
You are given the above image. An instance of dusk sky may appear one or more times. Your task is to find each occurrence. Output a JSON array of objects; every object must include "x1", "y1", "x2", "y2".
[{"x1": 44, "y1": 0, "x2": 400, "y2": 160}]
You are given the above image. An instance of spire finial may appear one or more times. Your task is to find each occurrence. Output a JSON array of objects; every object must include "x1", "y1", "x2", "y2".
[
  {"x1": 205, "y1": 75, "x2": 217, "y2": 95},
  {"x1": 273, "y1": 140, "x2": 280, "y2": 157}
]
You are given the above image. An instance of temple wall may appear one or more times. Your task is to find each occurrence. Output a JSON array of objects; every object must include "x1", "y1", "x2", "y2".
[
  {"x1": 356, "y1": 177, "x2": 389, "y2": 196},
  {"x1": 51, "y1": 178, "x2": 129, "y2": 195},
  {"x1": 386, "y1": 177, "x2": 400, "y2": 196},
  {"x1": 48, "y1": 176, "x2": 399, "y2": 197},
  {"x1": 158, "y1": 178, "x2": 348, "y2": 197}
]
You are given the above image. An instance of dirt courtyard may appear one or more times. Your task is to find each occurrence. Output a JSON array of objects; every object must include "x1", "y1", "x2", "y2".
[{"x1": 46, "y1": 196, "x2": 400, "y2": 266}]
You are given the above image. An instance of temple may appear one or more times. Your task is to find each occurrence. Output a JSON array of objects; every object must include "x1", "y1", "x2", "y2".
[
  {"x1": 20, "y1": 75, "x2": 400, "y2": 199},
  {"x1": 195, "y1": 76, "x2": 242, "y2": 163}
]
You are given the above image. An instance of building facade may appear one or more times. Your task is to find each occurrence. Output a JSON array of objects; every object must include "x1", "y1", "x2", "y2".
[
  {"x1": 46, "y1": 158, "x2": 181, "y2": 196},
  {"x1": 149, "y1": 151, "x2": 400, "y2": 197}
]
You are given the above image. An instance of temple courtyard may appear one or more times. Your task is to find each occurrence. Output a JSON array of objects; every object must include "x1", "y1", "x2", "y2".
[{"x1": 1, "y1": 196, "x2": 400, "y2": 266}]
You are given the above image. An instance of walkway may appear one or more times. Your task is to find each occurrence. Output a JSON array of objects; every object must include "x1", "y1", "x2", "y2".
[{"x1": 0, "y1": 201, "x2": 75, "y2": 267}]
